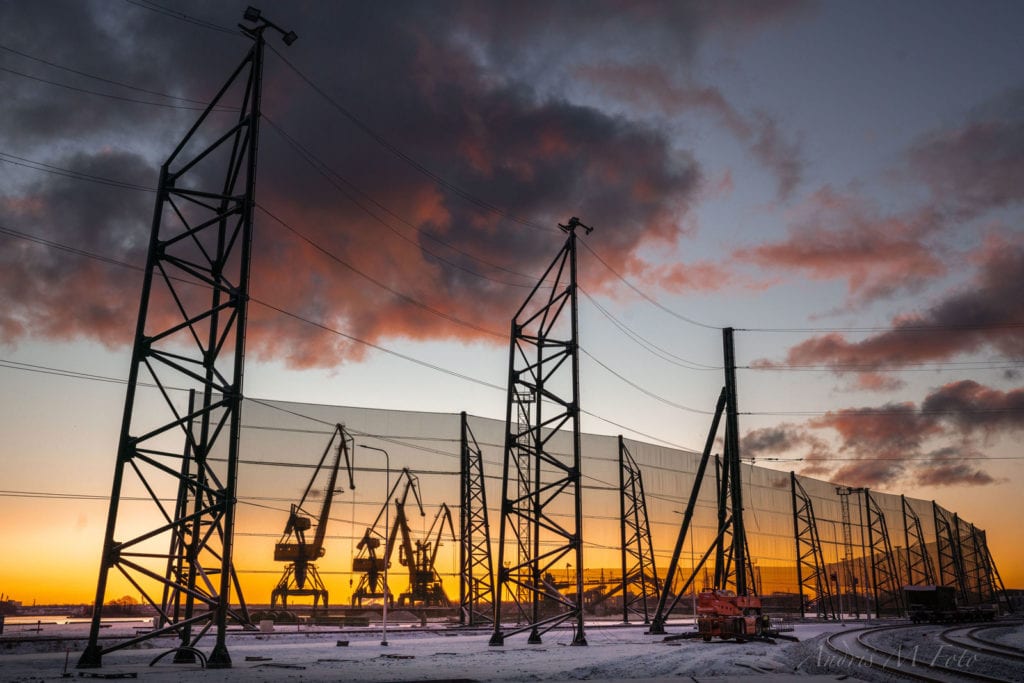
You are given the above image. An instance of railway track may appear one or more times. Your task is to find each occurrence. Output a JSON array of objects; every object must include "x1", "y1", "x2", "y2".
[
  {"x1": 823, "y1": 623, "x2": 1021, "y2": 682},
  {"x1": 939, "y1": 622, "x2": 1024, "y2": 665}
]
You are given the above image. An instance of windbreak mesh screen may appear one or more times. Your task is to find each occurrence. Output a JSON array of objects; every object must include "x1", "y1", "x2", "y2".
[{"x1": 219, "y1": 398, "x2": 980, "y2": 614}]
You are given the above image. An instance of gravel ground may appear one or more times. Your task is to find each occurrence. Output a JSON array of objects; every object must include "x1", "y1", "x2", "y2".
[{"x1": 982, "y1": 622, "x2": 1024, "y2": 650}]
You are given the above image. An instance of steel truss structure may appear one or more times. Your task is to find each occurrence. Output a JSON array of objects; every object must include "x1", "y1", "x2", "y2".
[
  {"x1": 618, "y1": 436, "x2": 660, "y2": 624},
  {"x1": 934, "y1": 502, "x2": 969, "y2": 604},
  {"x1": 900, "y1": 495, "x2": 935, "y2": 587},
  {"x1": 791, "y1": 473, "x2": 836, "y2": 619},
  {"x1": 833, "y1": 486, "x2": 865, "y2": 617},
  {"x1": 980, "y1": 531, "x2": 1014, "y2": 613},
  {"x1": 78, "y1": 12, "x2": 294, "y2": 670},
  {"x1": 864, "y1": 490, "x2": 903, "y2": 616},
  {"x1": 459, "y1": 412, "x2": 495, "y2": 625},
  {"x1": 961, "y1": 520, "x2": 989, "y2": 605},
  {"x1": 490, "y1": 217, "x2": 591, "y2": 647},
  {"x1": 946, "y1": 518, "x2": 1011, "y2": 614}
]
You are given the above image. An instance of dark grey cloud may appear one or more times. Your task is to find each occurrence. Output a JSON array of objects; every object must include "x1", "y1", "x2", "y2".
[
  {"x1": 0, "y1": 150, "x2": 155, "y2": 344},
  {"x1": 752, "y1": 235, "x2": 1024, "y2": 379},
  {"x1": 5, "y1": 0, "x2": 770, "y2": 367},
  {"x1": 915, "y1": 446, "x2": 997, "y2": 487},
  {"x1": 802, "y1": 376, "x2": 1021, "y2": 488},
  {"x1": 908, "y1": 87, "x2": 1024, "y2": 218},
  {"x1": 921, "y1": 380, "x2": 1024, "y2": 436}
]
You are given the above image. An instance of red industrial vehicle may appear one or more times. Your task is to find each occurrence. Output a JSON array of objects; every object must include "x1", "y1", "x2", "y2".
[{"x1": 696, "y1": 589, "x2": 772, "y2": 642}]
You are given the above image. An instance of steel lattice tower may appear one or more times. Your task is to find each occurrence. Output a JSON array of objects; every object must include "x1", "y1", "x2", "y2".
[
  {"x1": 78, "y1": 11, "x2": 294, "y2": 670},
  {"x1": 490, "y1": 217, "x2": 590, "y2": 647},
  {"x1": 459, "y1": 412, "x2": 495, "y2": 625},
  {"x1": 980, "y1": 531, "x2": 1013, "y2": 613},
  {"x1": 791, "y1": 472, "x2": 837, "y2": 619},
  {"x1": 934, "y1": 501, "x2": 969, "y2": 604},
  {"x1": 864, "y1": 490, "x2": 904, "y2": 616},
  {"x1": 900, "y1": 495, "x2": 935, "y2": 586},
  {"x1": 618, "y1": 436, "x2": 660, "y2": 624},
  {"x1": 958, "y1": 518, "x2": 986, "y2": 605},
  {"x1": 834, "y1": 486, "x2": 859, "y2": 615}
]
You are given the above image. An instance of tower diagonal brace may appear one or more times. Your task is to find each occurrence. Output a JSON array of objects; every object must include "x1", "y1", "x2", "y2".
[
  {"x1": 490, "y1": 217, "x2": 591, "y2": 647},
  {"x1": 647, "y1": 388, "x2": 726, "y2": 634}
]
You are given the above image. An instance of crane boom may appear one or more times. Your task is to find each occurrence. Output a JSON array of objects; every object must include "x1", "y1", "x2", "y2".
[
  {"x1": 351, "y1": 468, "x2": 426, "y2": 605},
  {"x1": 272, "y1": 424, "x2": 355, "y2": 604},
  {"x1": 401, "y1": 503, "x2": 456, "y2": 607}
]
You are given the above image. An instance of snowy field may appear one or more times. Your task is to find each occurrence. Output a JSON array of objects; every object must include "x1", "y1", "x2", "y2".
[{"x1": 0, "y1": 618, "x2": 869, "y2": 682}]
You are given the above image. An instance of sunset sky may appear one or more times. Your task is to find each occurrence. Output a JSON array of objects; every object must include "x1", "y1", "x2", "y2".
[{"x1": 1, "y1": 0, "x2": 1022, "y2": 605}]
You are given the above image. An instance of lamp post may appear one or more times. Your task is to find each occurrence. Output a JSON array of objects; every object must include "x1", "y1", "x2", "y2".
[{"x1": 360, "y1": 445, "x2": 390, "y2": 646}]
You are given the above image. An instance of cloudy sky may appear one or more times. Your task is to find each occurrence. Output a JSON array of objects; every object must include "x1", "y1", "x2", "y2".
[{"x1": 1, "y1": 0, "x2": 1022, "y2": 600}]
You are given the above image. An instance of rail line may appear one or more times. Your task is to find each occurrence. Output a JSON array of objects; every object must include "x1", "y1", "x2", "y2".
[
  {"x1": 823, "y1": 623, "x2": 1018, "y2": 683},
  {"x1": 939, "y1": 621, "x2": 1024, "y2": 665}
]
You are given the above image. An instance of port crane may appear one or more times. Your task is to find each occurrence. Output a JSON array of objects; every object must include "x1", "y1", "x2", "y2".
[
  {"x1": 271, "y1": 424, "x2": 355, "y2": 611},
  {"x1": 401, "y1": 503, "x2": 456, "y2": 607},
  {"x1": 351, "y1": 468, "x2": 425, "y2": 606}
]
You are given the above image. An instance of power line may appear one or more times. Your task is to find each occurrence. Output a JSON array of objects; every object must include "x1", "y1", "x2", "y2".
[
  {"x1": 578, "y1": 238, "x2": 722, "y2": 331},
  {"x1": 0, "y1": 44, "x2": 829, "y2": 343},
  {"x1": 0, "y1": 42, "x2": 228, "y2": 106},
  {"x1": 0, "y1": 359, "x2": 132, "y2": 387},
  {"x1": 2, "y1": 147, "x2": 510, "y2": 339},
  {"x1": 2, "y1": 41, "x2": 727, "y2": 340},
  {"x1": 11, "y1": 25, "x2": 1017, "y2": 342},
  {"x1": 6, "y1": 222, "x2": 1019, "y2": 450},
  {"x1": 122, "y1": 0, "x2": 241, "y2": 37},
  {"x1": 255, "y1": 203, "x2": 505, "y2": 340},
  {"x1": 262, "y1": 117, "x2": 542, "y2": 289},
  {"x1": 0, "y1": 223, "x2": 505, "y2": 390},
  {"x1": 0, "y1": 349, "x2": 702, "y2": 461},
  {"x1": 0, "y1": 225, "x2": 144, "y2": 269},
  {"x1": 0, "y1": 65, "x2": 210, "y2": 111},
  {"x1": 580, "y1": 286, "x2": 721, "y2": 371},
  {"x1": 579, "y1": 347, "x2": 715, "y2": 415},
  {"x1": 266, "y1": 44, "x2": 550, "y2": 234},
  {"x1": 0, "y1": 151, "x2": 155, "y2": 192},
  {"x1": 2, "y1": 148, "x2": 514, "y2": 339}
]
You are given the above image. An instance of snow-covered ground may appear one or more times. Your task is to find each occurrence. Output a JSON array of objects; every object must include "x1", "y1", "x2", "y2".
[{"x1": 0, "y1": 618, "x2": 869, "y2": 682}]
